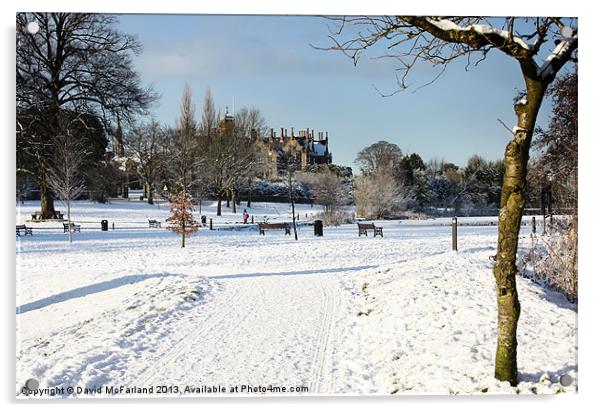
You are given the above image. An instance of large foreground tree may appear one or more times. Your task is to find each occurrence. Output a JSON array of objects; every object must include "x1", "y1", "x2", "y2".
[
  {"x1": 16, "y1": 13, "x2": 156, "y2": 218},
  {"x1": 322, "y1": 16, "x2": 577, "y2": 385}
]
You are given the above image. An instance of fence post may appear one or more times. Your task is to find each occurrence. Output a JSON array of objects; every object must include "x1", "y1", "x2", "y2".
[
  {"x1": 210, "y1": 218, "x2": 213, "y2": 231},
  {"x1": 452, "y1": 217, "x2": 458, "y2": 251},
  {"x1": 111, "y1": 222, "x2": 115, "y2": 231},
  {"x1": 532, "y1": 216, "x2": 536, "y2": 234}
]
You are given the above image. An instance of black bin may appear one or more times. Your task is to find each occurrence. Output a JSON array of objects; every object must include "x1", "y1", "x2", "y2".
[
  {"x1": 101, "y1": 219, "x2": 108, "y2": 231},
  {"x1": 201, "y1": 215, "x2": 207, "y2": 225},
  {"x1": 314, "y1": 220, "x2": 323, "y2": 237}
]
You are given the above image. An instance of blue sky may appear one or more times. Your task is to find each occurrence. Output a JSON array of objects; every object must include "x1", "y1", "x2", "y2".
[{"x1": 117, "y1": 14, "x2": 563, "y2": 170}]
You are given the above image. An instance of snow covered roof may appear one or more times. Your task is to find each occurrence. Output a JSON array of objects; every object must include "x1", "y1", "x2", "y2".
[{"x1": 312, "y1": 143, "x2": 327, "y2": 156}]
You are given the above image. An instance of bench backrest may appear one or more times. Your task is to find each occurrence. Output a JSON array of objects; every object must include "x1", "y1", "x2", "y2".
[
  {"x1": 16, "y1": 224, "x2": 26, "y2": 229},
  {"x1": 258, "y1": 223, "x2": 290, "y2": 229},
  {"x1": 357, "y1": 223, "x2": 375, "y2": 229}
]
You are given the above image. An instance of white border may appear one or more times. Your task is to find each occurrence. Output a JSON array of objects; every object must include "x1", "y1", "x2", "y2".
[{"x1": 2, "y1": 1, "x2": 598, "y2": 412}]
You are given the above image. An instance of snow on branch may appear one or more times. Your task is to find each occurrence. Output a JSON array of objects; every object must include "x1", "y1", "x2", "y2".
[
  {"x1": 538, "y1": 34, "x2": 578, "y2": 82},
  {"x1": 424, "y1": 17, "x2": 533, "y2": 51}
]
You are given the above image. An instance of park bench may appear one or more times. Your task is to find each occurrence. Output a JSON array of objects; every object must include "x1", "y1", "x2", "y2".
[
  {"x1": 63, "y1": 222, "x2": 81, "y2": 233},
  {"x1": 16, "y1": 224, "x2": 33, "y2": 236},
  {"x1": 357, "y1": 223, "x2": 383, "y2": 237},
  {"x1": 148, "y1": 219, "x2": 162, "y2": 228},
  {"x1": 258, "y1": 222, "x2": 291, "y2": 235},
  {"x1": 31, "y1": 211, "x2": 64, "y2": 221}
]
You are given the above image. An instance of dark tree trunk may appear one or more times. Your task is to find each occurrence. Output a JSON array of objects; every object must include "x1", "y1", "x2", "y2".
[
  {"x1": 493, "y1": 78, "x2": 546, "y2": 386},
  {"x1": 39, "y1": 173, "x2": 56, "y2": 219},
  {"x1": 181, "y1": 220, "x2": 185, "y2": 248},
  {"x1": 147, "y1": 183, "x2": 154, "y2": 205},
  {"x1": 217, "y1": 194, "x2": 222, "y2": 216},
  {"x1": 288, "y1": 171, "x2": 298, "y2": 241},
  {"x1": 231, "y1": 190, "x2": 237, "y2": 214}
]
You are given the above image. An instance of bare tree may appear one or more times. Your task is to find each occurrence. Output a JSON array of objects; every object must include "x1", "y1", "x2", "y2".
[
  {"x1": 200, "y1": 87, "x2": 217, "y2": 140},
  {"x1": 321, "y1": 16, "x2": 577, "y2": 385},
  {"x1": 355, "y1": 141, "x2": 403, "y2": 175},
  {"x1": 200, "y1": 107, "x2": 262, "y2": 216},
  {"x1": 169, "y1": 84, "x2": 199, "y2": 194},
  {"x1": 124, "y1": 120, "x2": 166, "y2": 204},
  {"x1": 16, "y1": 13, "x2": 156, "y2": 218},
  {"x1": 355, "y1": 168, "x2": 413, "y2": 219},
  {"x1": 298, "y1": 168, "x2": 344, "y2": 215},
  {"x1": 46, "y1": 121, "x2": 88, "y2": 243}
]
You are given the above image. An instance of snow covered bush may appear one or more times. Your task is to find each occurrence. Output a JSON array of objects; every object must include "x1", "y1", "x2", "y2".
[
  {"x1": 316, "y1": 210, "x2": 355, "y2": 226},
  {"x1": 518, "y1": 217, "x2": 578, "y2": 303},
  {"x1": 354, "y1": 169, "x2": 414, "y2": 220}
]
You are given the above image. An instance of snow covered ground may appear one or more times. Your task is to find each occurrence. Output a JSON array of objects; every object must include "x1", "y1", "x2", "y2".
[{"x1": 15, "y1": 199, "x2": 577, "y2": 397}]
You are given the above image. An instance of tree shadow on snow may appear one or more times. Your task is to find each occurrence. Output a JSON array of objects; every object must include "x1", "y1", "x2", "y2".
[
  {"x1": 210, "y1": 265, "x2": 379, "y2": 280},
  {"x1": 519, "y1": 364, "x2": 577, "y2": 384},
  {"x1": 16, "y1": 273, "x2": 183, "y2": 315}
]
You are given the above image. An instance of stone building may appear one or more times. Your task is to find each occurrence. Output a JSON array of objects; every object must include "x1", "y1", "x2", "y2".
[{"x1": 257, "y1": 127, "x2": 333, "y2": 177}]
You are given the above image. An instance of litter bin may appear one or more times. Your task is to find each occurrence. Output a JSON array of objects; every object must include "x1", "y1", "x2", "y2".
[
  {"x1": 101, "y1": 219, "x2": 108, "y2": 231},
  {"x1": 314, "y1": 220, "x2": 323, "y2": 237},
  {"x1": 201, "y1": 215, "x2": 207, "y2": 225}
]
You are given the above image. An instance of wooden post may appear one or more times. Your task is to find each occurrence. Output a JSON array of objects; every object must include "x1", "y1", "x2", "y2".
[
  {"x1": 543, "y1": 215, "x2": 546, "y2": 235},
  {"x1": 210, "y1": 218, "x2": 213, "y2": 231},
  {"x1": 532, "y1": 216, "x2": 536, "y2": 234},
  {"x1": 111, "y1": 222, "x2": 115, "y2": 230},
  {"x1": 251, "y1": 215, "x2": 254, "y2": 224},
  {"x1": 452, "y1": 217, "x2": 458, "y2": 251}
]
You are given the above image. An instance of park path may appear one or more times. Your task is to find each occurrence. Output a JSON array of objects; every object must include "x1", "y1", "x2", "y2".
[{"x1": 129, "y1": 269, "x2": 344, "y2": 394}]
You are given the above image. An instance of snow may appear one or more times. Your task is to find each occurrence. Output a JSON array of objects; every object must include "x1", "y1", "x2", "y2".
[
  {"x1": 538, "y1": 35, "x2": 578, "y2": 80},
  {"x1": 313, "y1": 143, "x2": 327, "y2": 156},
  {"x1": 425, "y1": 18, "x2": 533, "y2": 51},
  {"x1": 16, "y1": 200, "x2": 576, "y2": 397}
]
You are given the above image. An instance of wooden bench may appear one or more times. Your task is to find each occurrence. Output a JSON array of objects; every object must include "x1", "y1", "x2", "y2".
[
  {"x1": 31, "y1": 211, "x2": 64, "y2": 221},
  {"x1": 258, "y1": 222, "x2": 291, "y2": 235},
  {"x1": 63, "y1": 222, "x2": 81, "y2": 233},
  {"x1": 16, "y1": 224, "x2": 33, "y2": 236},
  {"x1": 357, "y1": 223, "x2": 383, "y2": 237},
  {"x1": 148, "y1": 219, "x2": 162, "y2": 228}
]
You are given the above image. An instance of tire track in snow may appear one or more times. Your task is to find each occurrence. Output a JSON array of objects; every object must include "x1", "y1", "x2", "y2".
[{"x1": 308, "y1": 278, "x2": 338, "y2": 393}]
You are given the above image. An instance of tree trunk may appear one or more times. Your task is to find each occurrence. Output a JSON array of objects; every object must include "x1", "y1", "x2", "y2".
[
  {"x1": 289, "y1": 171, "x2": 298, "y2": 241},
  {"x1": 232, "y1": 190, "x2": 237, "y2": 214},
  {"x1": 217, "y1": 194, "x2": 222, "y2": 216},
  {"x1": 181, "y1": 220, "x2": 185, "y2": 248},
  {"x1": 67, "y1": 200, "x2": 72, "y2": 243},
  {"x1": 247, "y1": 187, "x2": 252, "y2": 208},
  {"x1": 493, "y1": 78, "x2": 546, "y2": 386},
  {"x1": 147, "y1": 182, "x2": 154, "y2": 205},
  {"x1": 226, "y1": 191, "x2": 230, "y2": 208},
  {"x1": 123, "y1": 170, "x2": 130, "y2": 199},
  {"x1": 39, "y1": 172, "x2": 56, "y2": 219}
]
